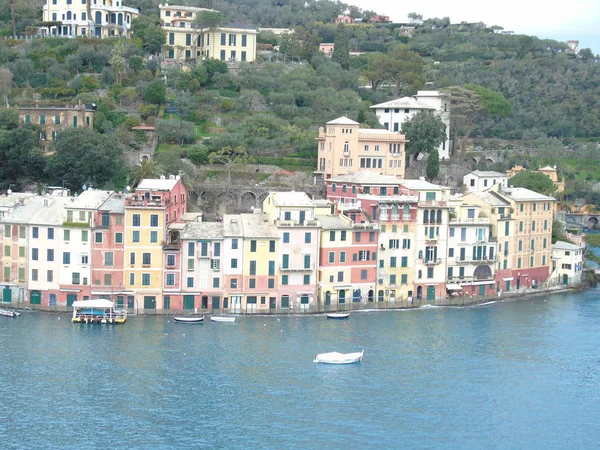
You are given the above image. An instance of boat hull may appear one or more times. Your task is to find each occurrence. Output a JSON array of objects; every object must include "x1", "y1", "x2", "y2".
[
  {"x1": 174, "y1": 316, "x2": 204, "y2": 323},
  {"x1": 210, "y1": 317, "x2": 235, "y2": 323},
  {"x1": 326, "y1": 313, "x2": 350, "y2": 319},
  {"x1": 314, "y1": 350, "x2": 364, "y2": 364}
]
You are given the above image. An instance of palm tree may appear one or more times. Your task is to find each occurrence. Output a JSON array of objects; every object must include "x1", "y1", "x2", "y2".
[{"x1": 128, "y1": 159, "x2": 161, "y2": 188}]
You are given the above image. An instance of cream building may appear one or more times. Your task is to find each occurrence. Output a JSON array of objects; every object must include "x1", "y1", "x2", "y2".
[
  {"x1": 315, "y1": 116, "x2": 407, "y2": 181},
  {"x1": 550, "y1": 241, "x2": 584, "y2": 286},
  {"x1": 42, "y1": 0, "x2": 139, "y2": 38},
  {"x1": 160, "y1": 4, "x2": 257, "y2": 62}
]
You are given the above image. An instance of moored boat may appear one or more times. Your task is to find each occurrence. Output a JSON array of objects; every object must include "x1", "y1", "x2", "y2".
[
  {"x1": 0, "y1": 309, "x2": 20, "y2": 317},
  {"x1": 314, "y1": 349, "x2": 364, "y2": 364},
  {"x1": 72, "y1": 299, "x2": 127, "y2": 324},
  {"x1": 326, "y1": 312, "x2": 350, "y2": 319},
  {"x1": 174, "y1": 316, "x2": 204, "y2": 323},
  {"x1": 210, "y1": 316, "x2": 235, "y2": 323}
]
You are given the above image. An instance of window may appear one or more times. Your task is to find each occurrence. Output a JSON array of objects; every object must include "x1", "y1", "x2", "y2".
[
  {"x1": 72, "y1": 273, "x2": 80, "y2": 285},
  {"x1": 250, "y1": 240, "x2": 257, "y2": 252},
  {"x1": 361, "y1": 269, "x2": 368, "y2": 280},
  {"x1": 169, "y1": 32, "x2": 174, "y2": 45},
  {"x1": 329, "y1": 231, "x2": 335, "y2": 242},
  {"x1": 115, "y1": 232, "x2": 123, "y2": 244},
  {"x1": 130, "y1": 252, "x2": 136, "y2": 265},
  {"x1": 47, "y1": 249, "x2": 54, "y2": 261},
  {"x1": 142, "y1": 273, "x2": 150, "y2": 286},
  {"x1": 304, "y1": 232, "x2": 312, "y2": 244},
  {"x1": 32, "y1": 227, "x2": 38, "y2": 238},
  {"x1": 401, "y1": 257, "x2": 408, "y2": 267},
  {"x1": 355, "y1": 232, "x2": 361, "y2": 242},
  {"x1": 231, "y1": 258, "x2": 238, "y2": 269},
  {"x1": 167, "y1": 254, "x2": 176, "y2": 267},
  {"x1": 32, "y1": 269, "x2": 38, "y2": 281},
  {"x1": 48, "y1": 228, "x2": 54, "y2": 240},
  {"x1": 303, "y1": 274, "x2": 310, "y2": 285},
  {"x1": 132, "y1": 214, "x2": 141, "y2": 227},
  {"x1": 329, "y1": 252, "x2": 335, "y2": 263},
  {"x1": 142, "y1": 253, "x2": 151, "y2": 265},
  {"x1": 32, "y1": 248, "x2": 38, "y2": 260},
  {"x1": 390, "y1": 274, "x2": 396, "y2": 285},
  {"x1": 132, "y1": 231, "x2": 140, "y2": 243},
  {"x1": 268, "y1": 261, "x2": 275, "y2": 276},
  {"x1": 150, "y1": 214, "x2": 159, "y2": 227},
  {"x1": 304, "y1": 254, "x2": 311, "y2": 269},
  {"x1": 150, "y1": 231, "x2": 158, "y2": 243},
  {"x1": 81, "y1": 254, "x2": 89, "y2": 265},
  {"x1": 242, "y1": 34, "x2": 247, "y2": 47},
  {"x1": 283, "y1": 233, "x2": 290, "y2": 243},
  {"x1": 104, "y1": 274, "x2": 112, "y2": 286},
  {"x1": 230, "y1": 279, "x2": 237, "y2": 289},
  {"x1": 63, "y1": 252, "x2": 70, "y2": 264},
  {"x1": 269, "y1": 240, "x2": 275, "y2": 252},
  {"x1": 166, "y1": 273, "x2": 175, "y2": 286},
  {"x1": 427, "y1": 267, "x2": 434, "y2": 278},
  {"x1": 105, "y1": 252, "x2": 114, "y2": 267},
  {"x1": 249, "y1": 261, "x2": 256, "y2": 275},
  {"x1": 3, "y1": 245, "x2": 9, "y2": 257},
  {"x1": 282, "y1": 254, "x2": 289, "y2": 269},
  {"x1": 47, "y1": 270, "x2": 53, "y2": 282},
  {"x1": 18, "y1": 247, "x2": 24, "y2": 258},
  {"x1": 282, "y1": 275, "x2": 288, "y2": 285},
  {"x1": 81, "y1": 230, "x2": 88, "y2": 242},
  {"x1": 63, "y1": 229, "x2": 71, "y2": 241},
  {"x1": 187, "y1": 277, "x2": 193, "y2": 287},
  {"x1": 390, "y1": 257, "x2": 397, "y2": 268},
  {"x1": 213, "y1": 278, "x2": 220, "y2": 288},
  {"x1": 340, "y1": 251, "x2": 346, "y2": 263},
  {"x1": 95, "y1": 232, "x2": 103, "y2": 243},
  {"x1": 232, "y1": 239, "x2": 238, "y2": 250},
  {"x1": 129, "y1": 273, "x2": 135, "y2": 286}
]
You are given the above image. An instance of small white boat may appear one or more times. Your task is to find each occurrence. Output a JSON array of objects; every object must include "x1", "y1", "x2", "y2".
[
  {"x1": 0, "y1": 309, "x2": 20, "y2": 317},
  {"x1": 173, "y1": 316, "x2": 204, "y2": 323},
  {"x1": 210, "y1": 316, "x2": 235, "y2": 323},
  {"x1": 72, "y1": 299, "x2": 127, "y2": 324},
  {"x1": 326, "y1": 312, "x2": 350, "y2": 319},
  {"x1": 314, "y1": 349, "x2": 364, "y2": 364}
]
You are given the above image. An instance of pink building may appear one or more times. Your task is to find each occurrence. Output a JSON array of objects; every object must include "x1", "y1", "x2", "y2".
[
  {"x1": 335, "y1": 15, "x2": 353, "y2": 24},
  {"x1": 319, "y1": 43, "x2": 335, "y2": 57},
  {"x1": 369, "y1": 15, "x2": 390, "y2": 23}
]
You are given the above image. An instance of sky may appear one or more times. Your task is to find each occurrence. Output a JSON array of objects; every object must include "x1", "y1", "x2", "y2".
[{"x1": 349, "y1": 0, "x2": 600, "y2": 54}]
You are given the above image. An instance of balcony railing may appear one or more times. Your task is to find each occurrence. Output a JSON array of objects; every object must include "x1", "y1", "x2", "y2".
[
  {"x1": 449, "y1": 217, "x2": 490, "y2": 224},
  {"x1": 420, "y1": 258, "x2": 442, "y2": 265},
  {"x1": 279, "y1": 264, "x2": 315, "y2": 271}
]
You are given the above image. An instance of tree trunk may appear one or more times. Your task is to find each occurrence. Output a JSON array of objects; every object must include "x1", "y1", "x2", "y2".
[{"x1": 461, "y1": 125, "x2": 477, "y2": 156}]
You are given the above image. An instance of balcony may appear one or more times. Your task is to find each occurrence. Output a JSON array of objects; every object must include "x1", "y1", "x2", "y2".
[
  {"x1": 420, "y1": 258, "x2": 442, "y2": 265},
  {"x1": 449, "y1": 217, "x2": 491, "y2": 225},
  {"x1": 277, "y1": 219, "x2": 319, "y2": 227},
  {"x1": 279, "y1": 264, "x2": 315, "y2": 271},
  {"x1": 456, "y1": 256, "x2": 496, "y2": 264},
  {"x1": 197, "y1": 250, "x2": 212, "y2": 259}
]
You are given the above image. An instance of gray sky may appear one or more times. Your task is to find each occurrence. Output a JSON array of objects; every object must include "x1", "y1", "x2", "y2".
[{"x1": 349, "y1": 0, "x2": 600, "y2": 54}]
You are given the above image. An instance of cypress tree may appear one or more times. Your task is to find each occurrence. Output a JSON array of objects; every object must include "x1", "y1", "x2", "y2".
[
  {"x1": 426, "y1": 149, "x2": 440, "y2": 181},
  {"x1": 332, "y1": 23, "x2": 350, "y2": 69}
]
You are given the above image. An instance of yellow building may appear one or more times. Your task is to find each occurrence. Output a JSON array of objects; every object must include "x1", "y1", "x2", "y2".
[
  {"x1": 507, "y1": 165, "x2": 565, "y2": 193},
  {"x1": 42, "y1": 0, "x2": 139, "y2": 38},
  {"x1": 315, "y1": 116, "x2": 407, "y2": 181},
  {"x1": 160, "y1": 4, "x2": 257, "y2": 62}
]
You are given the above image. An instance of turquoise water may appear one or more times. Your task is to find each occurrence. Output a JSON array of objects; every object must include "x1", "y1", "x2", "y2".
[{"x1": 1, "y1": 289, "x2": 600, "y2": 449}]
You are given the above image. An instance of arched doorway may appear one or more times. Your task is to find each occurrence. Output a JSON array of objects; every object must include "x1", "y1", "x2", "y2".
[
  {"x1": 338, "y1": 290, "x2": 346, "y2": 304},
  {"x1": 588, "y1": 217, "x2": 598, "y2": 229},
  {"x1": 368, "y1": 289, "x2": 374, "y2": 302},
  {"x1": 474, "y1": 265, "x2": 493, "y2": 280},
  {"x1": 353, "y1": 289, "x2": 361, "y2": 303},
  {"x1": 201, "y1": 295, "x2": 208, "y2": 309},
  {"x1": 378, "y1": 290, "x2": 384, "y2": 302},
  {"x1": 426, "y1": 286, "x2": 436, "y2": 301},
  {"x1": 416, "y1": 286, "x2": 423, "y2": 300},
  {"x1": 325, "y1": 291, "x2": 331, "y2": 305}
]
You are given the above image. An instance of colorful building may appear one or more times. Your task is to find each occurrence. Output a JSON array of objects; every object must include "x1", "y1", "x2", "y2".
[
  {"x1": 222, "y1": 214, "x2": 244, "y2": 313},
  {"x1": 42, "y1": 0, "x2": 139, "y2": 38},
  {"x1": 315, "y1": 116, "x2": 407, "y2": 181},
  {"x1": 160, "y1": 4, "x2": 257, "y2": 62}
]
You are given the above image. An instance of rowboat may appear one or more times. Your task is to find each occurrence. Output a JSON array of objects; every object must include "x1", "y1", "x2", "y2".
[
  {"x1": 210, "y1": 316, "x2": 235, "y2": 323},
  {"x1": 314, "y1": 349, "x2": 364, "y2": 364},
  {"x1": 0, "y1": 309, "x2": 20, "y2": 317},
  {"x1": 326, "y1": 312, "x2": 350, "y2": 319},
  {"x1": 173, "y1": 316, "x2": 204, "y2": 323}
]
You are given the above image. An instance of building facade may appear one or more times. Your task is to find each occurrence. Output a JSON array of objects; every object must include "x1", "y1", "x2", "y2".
[
  {"x1": 550, "y1": 241, "x2": 584, "y2": 286},
  {"x1": 316, "y1": 116, "x2": 407, "y2": 181},
  {"x1": 370, "y1": 91, "x2": 451, "y2": 160},
  {"x1": 160, "y1": 4, "x2": 257, "y2": 62},
  {"x1": 42, "y1": 0, "x2": 139, "y2": 38},
  {"x1": 463, "y1": 170, "x2": 508, "y2": 193}
]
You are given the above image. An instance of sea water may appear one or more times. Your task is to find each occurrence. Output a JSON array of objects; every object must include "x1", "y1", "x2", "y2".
[{"x1": 1, "y1": 288, "x2": 600, "y2": 449}]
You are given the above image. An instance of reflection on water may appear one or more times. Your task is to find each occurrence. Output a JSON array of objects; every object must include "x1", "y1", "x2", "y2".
[{"x1": 2, "y1": 289, "x2": 600, "y2": 449}]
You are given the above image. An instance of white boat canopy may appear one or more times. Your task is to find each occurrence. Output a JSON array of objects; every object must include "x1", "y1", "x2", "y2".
[
  {"x1": 446, "y1": 283, "x2": 462, "y2": 290},
  {"x1": 72, "y1": 299, "x2": 114, "y2": 308}
]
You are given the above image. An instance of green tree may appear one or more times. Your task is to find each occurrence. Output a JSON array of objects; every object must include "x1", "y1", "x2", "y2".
[
  {"x1": 45, "y1": 128, "x2": 125, "y2": 191},
  {"x1": 361, "y1": 53, "x2": 392, "y2": 90},
  {"x1": 191, "y1": 10, "x2": 221, "y2": 58},
  {"x1": 509, "y1": 171, "x2": 557, "y2": 196},
  {"x1": 401, "y1": 111, "x2": 447, "y2": 157},
  {"x1": 388, "y1": 45, "x2": 425, "y2": 95},
  {"x1": 332, "y1": 23, "x2": 350, "y2": 69},
  {"x1": 0, "y1": 68, "x2": 13, "y2": 108},
  {"x1": 128, "y1": 158, "x2": 161, "y2": 189},
  {"x1": 202, "y1": 59, "x2": 228, "y2": 82},
  {"x1": 426, "y1": 149, "x2": 440, "y2": 181},
  {"x1": 155, "y1": 119, "x2": 196, "y2": 144},
  {"x1": 0, "y1": 127, "x2": 46, "y2": 188},
  {"x1": 143, "y1": 79, "x2": 166, "y2": 105},
  {"x1": 131, "y1": 15, "x2": 166, "y2": 55},
  {"x1": 208, "y1": 146, "x2": 253, "y2": 183}
]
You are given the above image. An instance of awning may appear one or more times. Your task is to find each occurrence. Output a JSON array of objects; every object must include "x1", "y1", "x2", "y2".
[
  {"x1": 60, "y1": 288, "x2": 81, "y2": 293},
  {"x1": 461, "y1": 280, "x2": 495, "y2": 286},
  {"x1": 502, "y1": 277, "x2": 514, "y2": 281},
  {"x1": 446, "y1": 283, "x2": 462, "y2": 290}
]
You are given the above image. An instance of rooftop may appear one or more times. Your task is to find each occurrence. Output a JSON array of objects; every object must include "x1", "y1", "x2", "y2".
[
  {"x1": 269, "y1": 191, "x2": 314, "y2": 207},
  {"x1": 181, "y1": 222, "x2": 223, "y2": 240},
  {"x1": 98, "y1": 194, "x2": 126, "y2": 214},
  {"x1": 370, "y1": 97, "x2": 436, "y2": 110},
  {"x1": 327, "y1": 116, "x2": 359, "y2": 126},
  {"x1": 553, "y1": 241, "x2": 583, "y2": 251},
  {"x1": 136, "y1": 177, "x2": 180, "y2": 191},
  {"x1": 68, "y1": 189, "x2": 114, "y2": 210},
  {"x1": 469, "y1": 170, "x2": 507, "y2": 178},
  {"x1": 464, "y1": 191, "x2": 510, "y2": 207},
  {"x1": 159, "y1": 4, "x2": 217, "y2": 13},
  {"x1": 315, "y1": 215, "x2": 353, "y2": 230},
  {"x1": 240, "y1": 212, "x2": 277, "y2": 238},
  {"x1": 223, "y1": 214, "x2": 243, "y2": 237},
  {"x1": 497, "y1": 186, "x2": 555, "y2": 201},
  {"x1": 329, "y1": 171, "x2": 401, "y2": 185},
  {"x1": 400, "y1": 179, "x2": 447, "y2": 191}
]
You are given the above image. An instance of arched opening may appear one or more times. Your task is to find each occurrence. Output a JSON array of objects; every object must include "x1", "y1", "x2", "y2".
[
  {"x1": 95, "y1": 11, "x2": 102, "y2": 23},
  {"x1": 201, "y1": 295, "x2": 208, "y2": 309},
  {"x1": 353, "y1": 289, "x2": 361, "y2": 303},
  {"x1": 588, "y1": 216, "x2": 598, "y2": 229},
  {"x1": 486, "y1": 157, "x2": 494, "y2": 164},
  {"x1": 417, "y1": 286, "x2": 423, "y2": 300},
  {"x1": 378, "y1": 290, "x2": 384, "y2": 302},
  {"x1": 338, "y1": 290, "x2": 346, "y2": 303},
  {"x1": 423, "y1": 209, "x2": 429, "y2": 224},
  {"x1": 437, "y1": 210, "x2": 442, "y2": 224},
  {"x1": 325, "y1": 291, "x2": 331, "y2": 305},
  {"x1": 241, "y1": 191, "x2": 257, "y2": 209},
  {"x1": 368, "y1": 289, "x2": 374, "y2": 302},
  {"x1": 402, "y1": 204, "x2": 410, "y2": 220},
  {"x1": 474, "y1": 265, "x2": 493, "y2": 280}
]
